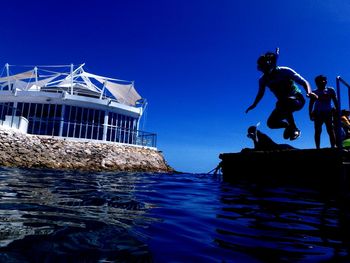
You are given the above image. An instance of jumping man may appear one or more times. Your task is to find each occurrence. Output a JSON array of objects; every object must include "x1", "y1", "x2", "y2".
[{"x1": 246, "y1": 49, "x2": 317, "y2": 140}]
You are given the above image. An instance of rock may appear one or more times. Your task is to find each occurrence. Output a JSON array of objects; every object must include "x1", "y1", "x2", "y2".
[{"x1": 0, "y1": 127, "x2": 173, "y2": 172}]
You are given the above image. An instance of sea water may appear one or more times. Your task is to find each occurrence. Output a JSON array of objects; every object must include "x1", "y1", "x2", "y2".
[{"x1": 0, "y1": 167, "x2": 348, "y2": 262}]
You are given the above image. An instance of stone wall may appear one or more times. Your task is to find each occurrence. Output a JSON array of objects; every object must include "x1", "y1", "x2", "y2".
[{"x1": 0, "y1": 127, "x2": 173, "y2": 173}]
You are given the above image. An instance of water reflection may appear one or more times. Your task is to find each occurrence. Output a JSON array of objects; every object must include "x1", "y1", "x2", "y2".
[
  {"x1": 216, "y1": 181, "x2": 350, "y2": 262},
  {"x1": 0, "y1": 168, "x2": 350, "y2": 262},
  {"x1": 0, "y1": 167, "x2": 153, "y2": 262}
]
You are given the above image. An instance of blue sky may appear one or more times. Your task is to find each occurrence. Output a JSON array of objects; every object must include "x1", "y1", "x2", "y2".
[{"x1": 2, "y1": 0, "x2": 350, "y2": 173}]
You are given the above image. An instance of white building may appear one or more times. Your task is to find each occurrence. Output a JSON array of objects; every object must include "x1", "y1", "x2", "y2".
[{"x1": 0, "y1": 64, "x2": 155, "y2": 147}]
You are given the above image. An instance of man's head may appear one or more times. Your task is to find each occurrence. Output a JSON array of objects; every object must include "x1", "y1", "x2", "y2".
[
  {"x1": 257, "y1": 52, "x2": 277, "y2": 73},
  {"x1": 247, "y1": 125, "x2": 257, "y2": 139},
  {"x1": 315, "y1": 75, "x2": 327, "y2": 89}
]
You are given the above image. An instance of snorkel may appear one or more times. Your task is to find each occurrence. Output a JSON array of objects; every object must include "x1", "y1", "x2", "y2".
[
  {"x1": 247, "y1": 122, "x2": 261, "y2": 140},
  {"x1": 275, "y1": 47, "x2": 279, "y2": 60}
]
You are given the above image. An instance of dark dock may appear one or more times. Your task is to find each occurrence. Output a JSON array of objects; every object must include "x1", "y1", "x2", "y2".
[{"x1": 219, "y1": 148, "x2": 350, "y2": 191}]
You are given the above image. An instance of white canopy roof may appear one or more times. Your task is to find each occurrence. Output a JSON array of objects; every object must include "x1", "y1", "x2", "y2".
[
  {"x1": 0, "y1": 64, "x2": 144, "y2": 107},
  {"x1": 0, "y1": 70, "x2": 35, "y2": 82}
]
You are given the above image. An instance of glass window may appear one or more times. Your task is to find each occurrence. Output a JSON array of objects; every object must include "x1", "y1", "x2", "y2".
[
  {"x1": 36, "y1": 104, "x2": 42, "y2": 118},
  {"x1": 49, "y1": 104, "x2": 56, "y2": 118},
  {"x1": 71, "y1": 106, "x2": 77, "y2": 121},
  {"x1": 56, "y1": 104, "x2": 62, "y2": 118},
  {"x1": 29, "y1": 103, "x2": 36, "y2": 117},
  {"x1": 82, "y1": 108, "x2": 88, "y2": 123},
  {"x1": 42, "y1": 104, "x2": 49, "y2": 118},
  {"x1": 77, "y1": 107, "x2": 82, "y2": 122},
  {"x1": 64, "y1": 105, "x2": 71, "y2": 121}
]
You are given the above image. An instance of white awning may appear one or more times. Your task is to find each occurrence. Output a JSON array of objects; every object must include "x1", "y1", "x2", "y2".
[
  {"x1": 80, "y1": 71, "x2": 130, "y2": 83},
  {"x1": 105, "y1": 81, "x2": 141, "y2": 106},
  {"x1": 9, "y1": 74, "x2": 61, "y2": 91},
  {"x1": 0, "y1": 65, "x2": 144, "y2": 107},
  {"x1": 27, "y1": 75, "x2": 61, "y2": 90},
  {"x1": 0, "y1": 70, "x2": 35, "y2": 82},
  {"x1": 12, "y1": 80, "x2": 28, "y2": 90}
]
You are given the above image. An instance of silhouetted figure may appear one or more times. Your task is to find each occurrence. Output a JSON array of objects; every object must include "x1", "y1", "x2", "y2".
[
  {"x1": 340, "y1": 109, "x2": 350, "y2": 138},
  {"x1": 340, "y1": 109, "x2": 350, "y2": 148},
  {"x1": 308, "y1": 75, "x2": 338, "y2": 149},
  {"x1": 247, "y1": 125, "x2": 296, "y2": 151},
  {"x1": 246, "y1": 48, "x2": 317, "y2": 141}
]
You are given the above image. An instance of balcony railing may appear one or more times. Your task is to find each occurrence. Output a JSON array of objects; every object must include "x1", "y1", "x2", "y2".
[
  {"x1": 0, "y1": 113, "x2": 157, "y2": 148},
  {"x1": 29, "y1": 119, "x2": 157, "y2": 148}
]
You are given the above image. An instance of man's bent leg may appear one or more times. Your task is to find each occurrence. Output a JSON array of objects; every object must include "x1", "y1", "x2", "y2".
[
  {"x1": 267, "y1": 109, "x2": 289, "y2": 129},
  {"x1": 280, "y1": 96, "x2": 305, "y2": 140}
]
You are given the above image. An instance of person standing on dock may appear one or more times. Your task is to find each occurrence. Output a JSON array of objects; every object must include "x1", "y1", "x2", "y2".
[
  {"x1": 308, "y1": 75, "x2": 338, "y2": 149},
  {"x1": 245, "y1": 48, "x2": 318, "y2": 140}
]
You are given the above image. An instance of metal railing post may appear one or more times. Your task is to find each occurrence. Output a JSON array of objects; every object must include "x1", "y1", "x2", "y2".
[
  {"x1": 336, "y1": 77, "x2": 342, "y2": 149},
  {"x1": 336, "y1": 76, "x2": 350, "y2": 149}
]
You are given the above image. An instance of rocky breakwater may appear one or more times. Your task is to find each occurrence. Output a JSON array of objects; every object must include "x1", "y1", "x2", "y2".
[{"x1": 0, "y1": 127, "x2": 173, "y2": 172}]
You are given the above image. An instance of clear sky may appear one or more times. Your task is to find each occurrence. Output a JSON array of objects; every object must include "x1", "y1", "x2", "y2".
[{"x1": 2, "y1": 0, "x2": 350, "y2": 173}]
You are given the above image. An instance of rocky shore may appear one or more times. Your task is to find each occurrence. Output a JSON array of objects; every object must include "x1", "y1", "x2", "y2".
[{"x1": 0, "y1": 127, "x2": 173, "y2": 173}]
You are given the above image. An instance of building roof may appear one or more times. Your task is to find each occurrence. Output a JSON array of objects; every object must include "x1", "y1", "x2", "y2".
[{"x1": 0, "y1": 64, "x2": 143, "y2": 107}]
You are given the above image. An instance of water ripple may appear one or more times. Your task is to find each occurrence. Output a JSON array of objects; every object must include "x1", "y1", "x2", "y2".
[{"x1": 0, "y1": 168, "x2": 349, "y2": 262}]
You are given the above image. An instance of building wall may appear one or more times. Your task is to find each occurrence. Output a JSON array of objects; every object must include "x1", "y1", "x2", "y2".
[
  {"x1": 0, "y1": 102, "x2": 156, "y2": 147},
  {"x1": 0, "y1": 126, "x2": 172, "y2": 173}
]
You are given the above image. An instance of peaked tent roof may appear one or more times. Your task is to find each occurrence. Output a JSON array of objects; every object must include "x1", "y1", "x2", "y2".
[{"x1": 0, "y1": 64, "x2": 144, "y2": 107}]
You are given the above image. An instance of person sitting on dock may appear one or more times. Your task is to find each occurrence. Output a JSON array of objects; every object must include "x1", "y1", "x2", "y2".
[
  {"x1": 245, "y1": 48, "x2": 318, "y2": 141},
  {"x1": 341, "y1": 109, "x2": 350, "y2": 135},
  {"x1": 247, "y1": 125, "x2": 295, "y2": 151},
  {"x1": 308, "y1": 75, "x2": 338, "y2": 149},
  {"x1": 340, "y1": 109, "x2": 350, "y2": 148}
]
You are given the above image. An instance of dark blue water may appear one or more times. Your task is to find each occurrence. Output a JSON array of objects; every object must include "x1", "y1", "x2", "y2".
[{"x1": 0, "y1": 168, "x2": 349, "y2": 262}]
